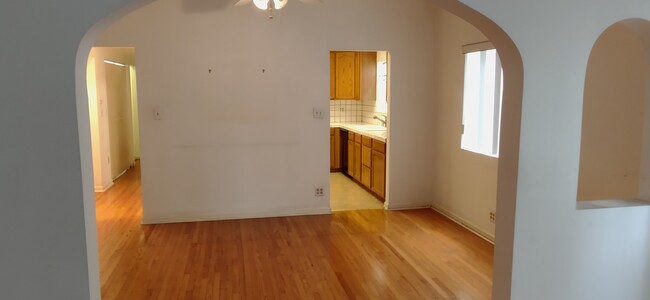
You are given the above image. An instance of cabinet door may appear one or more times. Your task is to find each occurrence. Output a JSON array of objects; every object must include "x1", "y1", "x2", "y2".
[
  {"x1": 361, "y1": 165, "x2": 371, "y2": 188},
  {"x1": 353, "y1": 142, "x2": 362, "y2": 181},
  {"x1": 361, "y1": 136, "x2": 373, "y2": 188},
  {"x1": 360, "y1": 52, "x2": 377, "y2": 101},
  {"x1": 330, "y1": 52, "x2": 336, "y2": 99},
  {"x1": 361, "y1": 144, "x2": 372, "y2": 167},
  {"x1": 361, "y1": 136, "x2": 372, "y2": 167},
  {"x1": 333, "y1": 128, "x2": 341, "y2": 169},
  {"x1": 371, "y1": 149, "x2": 386, "y2": 198},
  {"x1": 330, "y1": 133, "x2": 335, "y2": 170},
  {"x1": 347, "y1": 139, "x2": 355, "y2": 177},
  {"x1": 334, "y1": 52, "x2": 359, "y2": 100}
]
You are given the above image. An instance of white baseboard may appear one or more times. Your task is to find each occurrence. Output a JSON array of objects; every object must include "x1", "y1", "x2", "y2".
[
  {"x1": 94, "y1": 182, "x2": 114, "y2": 193},
  {"x1": 430, "y1": 203, "x2": 495, "y2": 243},
  {"x1": 386, "y1": 201, "x2": 431, "y2": 210},
  {"x1": 142, "y1": 207, "x2": 332, "y2": 225}
]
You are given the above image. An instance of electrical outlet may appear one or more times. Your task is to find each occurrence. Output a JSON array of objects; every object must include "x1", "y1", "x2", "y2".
[
  {"x1": 314, "y1": 187, "x2": 325, "y2": 197},
  {"x1": 489, "y1": 211, "x2": 496, "y2": 223},
  {"x1": 313, "y1": 107, "x2": 324, "y2": 119}
]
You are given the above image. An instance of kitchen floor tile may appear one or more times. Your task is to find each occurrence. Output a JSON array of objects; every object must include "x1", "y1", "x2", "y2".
[{"x1": 330, "y1": 172, "x2": 383, "y2": 211}]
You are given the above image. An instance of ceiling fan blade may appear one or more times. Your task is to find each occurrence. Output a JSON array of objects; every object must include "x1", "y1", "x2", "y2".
[
  {"x1": 299, "y1": 0, "x2": 323, "y2": 4},
  {"x1": 235, "y1": 0, "x2": 253, "y2": 6}
]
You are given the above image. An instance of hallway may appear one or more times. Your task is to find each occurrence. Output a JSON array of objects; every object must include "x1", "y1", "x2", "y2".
[{"x1": 96, "y1": 165, "x2": 494, "y2": 299}]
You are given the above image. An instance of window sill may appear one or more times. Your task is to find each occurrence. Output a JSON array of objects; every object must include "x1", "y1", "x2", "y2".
[
  {"x1": 576, "y1": 198, "x2": 650, "y2": 210},
  {"x1": 460, "y1": 147, "x2": 499, "y2": 159}
]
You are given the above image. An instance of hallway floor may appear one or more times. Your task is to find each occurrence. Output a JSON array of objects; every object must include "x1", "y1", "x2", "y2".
[
  {"x1": 96, "y1": 165, "x2": 494, "y2": 299},
  {"x1": 330, "y1": 172, "x2": 384, "y2": 211}
]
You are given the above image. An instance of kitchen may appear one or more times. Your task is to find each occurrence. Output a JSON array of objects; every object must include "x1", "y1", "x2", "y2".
[{"x1": 329, "y1": 50, "x2": 390, "y2": 211}]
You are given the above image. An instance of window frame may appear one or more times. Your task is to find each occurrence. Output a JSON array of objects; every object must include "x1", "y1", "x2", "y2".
[{"x1": 460, "y1": 43, "x2": 503, "y2": 158}]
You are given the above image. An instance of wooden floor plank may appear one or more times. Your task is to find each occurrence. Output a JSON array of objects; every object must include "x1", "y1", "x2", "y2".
[{"x1": 96, "y1": 164, "x2": 493, "y2": 299}]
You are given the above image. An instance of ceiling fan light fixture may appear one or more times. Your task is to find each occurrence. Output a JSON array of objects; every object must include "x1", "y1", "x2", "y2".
[
  {"x1": 273, "y1": 0, "x2": 288, "y2": 9},
  {"x1": 253, "y1": 0, "x2": 269, "y2": 10}
]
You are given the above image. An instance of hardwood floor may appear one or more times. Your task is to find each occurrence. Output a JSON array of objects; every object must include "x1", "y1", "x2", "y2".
[{"x1": 96, "y1": 164, "x2": 493, "y2": 299}]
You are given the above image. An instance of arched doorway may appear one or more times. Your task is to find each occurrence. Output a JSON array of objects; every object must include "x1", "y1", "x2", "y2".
[
  {"x1": 426, "y1": 1, "x2": 523, "y2": 299},
  {"x1": 75, "y1": 0, "x2": 523, "y2": 298}
]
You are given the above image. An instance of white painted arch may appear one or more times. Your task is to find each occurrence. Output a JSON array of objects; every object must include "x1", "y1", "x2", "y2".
[{"x1": 73, "y1": 0, "x2": 523, "y2": 299}]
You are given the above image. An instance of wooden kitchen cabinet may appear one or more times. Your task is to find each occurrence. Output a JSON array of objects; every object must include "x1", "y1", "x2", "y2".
[
  {"x1": 361, "y1": 137, "x2": 372, "y2": 163},
  {"x1": 331, "y1": 51, "x2": 359, "y2": 100},
  {"x1": 330, "y1": 52, "x2": 336, "y2": 100},
  {"x1": 330, "y1": 129, "x2": 335, "y2": 170},
  {"x1": 346, "y1": 131, "x2": 362, "y2": 181},
  {"x1": 330, "y1": 128, "x2": 341, "y2": 171},
  {"x1": 353, "y1": 138, "x2": 362, "y2": 182},
  {"x1": 330, "y1": 51, "x2": 377, "y2": 100},
  {"x1": 359, "y1": 52, "x2": 377, "y2": 101},
  {"x1": 341, "y1": 130, "x2": 386, "y2": 200},
  {"x1": 371, "y1": 140, "x2": 386, "y2": 198},
  {"x1": 361, "y1": 136, "x2": 372, "y2": 188},
  {"x1": 361, "y1": 165, "x2": 372, "y2": 188},
  {"x1": 347, "y1": 132, "x2": 355, "y2": 177}
]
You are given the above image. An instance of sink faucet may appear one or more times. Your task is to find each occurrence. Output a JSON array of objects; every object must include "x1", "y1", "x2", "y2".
[{"x1": 373, "y1": 115, "x2": 387, "y2": 127}]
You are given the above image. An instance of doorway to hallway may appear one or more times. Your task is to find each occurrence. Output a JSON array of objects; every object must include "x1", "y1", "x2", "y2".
[{"x1": 86, "y1": 47, "x2": 141, "y2": 192}]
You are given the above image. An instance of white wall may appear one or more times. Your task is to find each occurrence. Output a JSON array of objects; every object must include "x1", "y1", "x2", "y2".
[
  {"x1": 88, "y1": 49, "x2": 113, "y2": 191},
  {"x1": 87, "y1": 55, "x2": 108, "y2": 190},
  {"x1": 459, "y1": 0, "x2": 650, "y2": 299},
  {"x1": 96, "y1": 0, "x2": 438, "y2": 223},
  {"x1": 105, "y1": 62, "x2": 134, "y2": 178},
  {"x1": 430, "y1": 9, "x2": 497, "y2": 240},
  {"x1": 0, "y1": 0, "x2": 142, "y2": 298},
  {"x1": 130, "y1": 66, "x2": 141, "y2": 159},
  {"x1": 3, "y1": 0, "x2": 650, "y2": 299}
]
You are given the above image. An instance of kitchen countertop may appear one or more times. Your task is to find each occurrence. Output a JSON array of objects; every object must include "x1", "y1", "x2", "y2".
[{"x1": 330, "y1": 123, "x2": 387, "y2": 142}]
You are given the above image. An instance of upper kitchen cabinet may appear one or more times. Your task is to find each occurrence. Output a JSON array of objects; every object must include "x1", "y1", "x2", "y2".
[
  {"x1": 359, "y1": 52, "x2": 377, "y2": 101},
  {"x1": 331, "y1": 51, "x2": 359, "y2": 100},
  {"x1": 330, "y1": 51, "x2": 377, "y2": 100}
]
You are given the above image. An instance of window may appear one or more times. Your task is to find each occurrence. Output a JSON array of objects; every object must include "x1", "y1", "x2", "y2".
[
  {"x1": 376, "y1": 60, "x2": 388, "y2": 113},
  {"x1": 461, "y1": 48, "x2": 503, "y2": 157}
]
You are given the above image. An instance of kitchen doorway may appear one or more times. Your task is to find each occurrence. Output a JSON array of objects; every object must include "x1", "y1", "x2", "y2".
[{"x1": 329, "y1": 50, "x2": 390, "y2": 211}]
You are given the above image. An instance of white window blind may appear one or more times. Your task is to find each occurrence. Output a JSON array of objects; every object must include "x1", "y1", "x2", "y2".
[{"x1": 461, "y1": 48, "x2": 503, "y2": 157}]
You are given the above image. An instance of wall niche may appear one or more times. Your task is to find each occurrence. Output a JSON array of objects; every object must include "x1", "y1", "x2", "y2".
[{"x1": 577, "y1": 19, "x2": 650, "y2": 208}]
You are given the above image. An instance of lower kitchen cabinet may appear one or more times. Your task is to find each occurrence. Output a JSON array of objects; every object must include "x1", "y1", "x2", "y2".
[
  {"x1": 361, "y1": 136, "x2": 373, "y2": 188},
  {"x1": 336, "y1": 128, "x2": 387, "y2": 201},
  {"x1": 371, "y1": 140, "x2": 386, "y2": 198},
  {"x1": 361, "y1": 165, "x2": 372, "y2": 188},
  {"x1": 347, "y1": 133, "x2": 355, "y2": 177},
  {"x1": 330, "y1": 129, "x2": 335, "y2": 170},
  {"x1": 330, "y1": 128, "x2": 341, "y2": 171},
  {"x1": 353, "y1": 140, "x2": 362, "y2": 182}
]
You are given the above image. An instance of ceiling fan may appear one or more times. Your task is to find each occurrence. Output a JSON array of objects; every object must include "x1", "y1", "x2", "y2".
[{"x1": 235, "y1": 0, "x2": 323, "y2": 19}]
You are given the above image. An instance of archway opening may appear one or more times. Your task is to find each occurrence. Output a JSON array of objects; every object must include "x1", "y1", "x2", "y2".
[
  {"x1": 75, "y1": 0, "x2": 524, "y2": 299},
  {"x1": 427, "y1": 1, "x2": 524, "y2": 299}
]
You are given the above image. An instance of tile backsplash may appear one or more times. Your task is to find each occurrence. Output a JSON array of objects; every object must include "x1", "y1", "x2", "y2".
[
  {"x1": 330, "y1": 100, "x2": 363, "y2": 123},
  {"x1": 330, "y1": 99, "x2": 388, "y2": 126}
]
